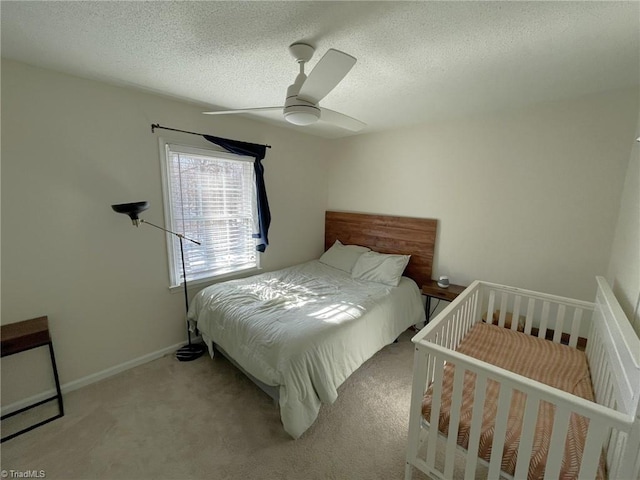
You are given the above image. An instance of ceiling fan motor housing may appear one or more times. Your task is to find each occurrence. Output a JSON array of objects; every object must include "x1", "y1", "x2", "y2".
[{"x1": 284, "y1": 74, "x2": 320, "y2": 126}]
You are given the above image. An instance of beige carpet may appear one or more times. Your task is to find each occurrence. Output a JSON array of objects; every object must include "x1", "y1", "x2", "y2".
[{"x1": 0, "y1": 331, "x2": 443, "y2": 480}]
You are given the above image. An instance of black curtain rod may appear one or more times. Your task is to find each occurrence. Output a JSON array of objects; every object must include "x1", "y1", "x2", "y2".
[{"x1": 150, "y1": 123, "x2": 272, "y2": 149}]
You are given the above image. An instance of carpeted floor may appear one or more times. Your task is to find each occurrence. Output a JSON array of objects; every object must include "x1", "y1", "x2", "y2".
[{"x1": 0, "y1": 331, "x2": 444, "y2": 480}]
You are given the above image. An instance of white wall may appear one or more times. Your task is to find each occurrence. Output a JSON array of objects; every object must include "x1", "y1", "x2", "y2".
[
  {"x1": 1, "y1": 59, "x2": 331, "y2": 405},
  {"x1": 607, "y1": 110, "x2": 640, "y2": 335},
  {"x1": 327, "y1": 88, "x2": 638, "y2": 302}
]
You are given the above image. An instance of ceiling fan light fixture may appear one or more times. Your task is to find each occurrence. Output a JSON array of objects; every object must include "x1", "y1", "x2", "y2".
[{"x1": 284, "y1": 104, "x2": 320, "y2": 126}]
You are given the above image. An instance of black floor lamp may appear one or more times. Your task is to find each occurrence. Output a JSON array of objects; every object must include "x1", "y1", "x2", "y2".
[{"x1": 111, "y1": 201, "x2": 205, "y2": 362}]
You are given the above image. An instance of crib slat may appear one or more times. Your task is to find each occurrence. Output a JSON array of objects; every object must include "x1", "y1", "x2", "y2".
[
  {"x1": 472, "y1": 290, "x2": 481, "y2": 324},
  {"x1": 592, "y1": 336, "x2": 607, "y2": 405},
  {"x1": 525, "y1": 298, "x2": 535, "y2": 335},
  {"x1": 425, "y1": 351, "x2": 434, "y2": 387},
  {"x1": 455, "y1": 309, "x2": 464, "y2": 347},
  {"x1": 447, "y1": 319, "x2": 455, "y2": 349},
  {"x1": 488, "y1": 386, "x2": 513, "y2": 478},
  {"x1": 543, "y1": 405, "x2": 571, "y2": 479},
  {"x1": 459, "y1": 305, "x2": 467, "y2": 339},
  {"x1": 464, "y1": 374, "x2": 487, "y2": 480},
  {"x1": 453, "y1": 311, "x2": 459, "y2": 347},
  {"x1": 498, "y1": 292, "x2": 508, "y2": 327},
  {"x1": 616, "y1": 421, "x2": 640, "y2": 480},
  {"x1": 591, "y1": 346, "x2": 604, "y2": 405},
  {"x1": 406, "y1": 347, "x2": 430, "y2": 467},
  {"x1": 440, "y1": 323, "x2": 447, "y2": 349},
  {"x1": 538, "y1": 301, "x2": 550, "y2": 339},
  {"x1": 579, "y1": 418, "x2": 608, "y2": 478},
  {"x1": 597, "y1": 353, "x2": 611, "y2": 407},
  {"x1": 569, "y1": 308, "x2": 582, "y2": 348},
  {"x1": 465, "y1": 300, "x2": 473, "y2": 336},
  {"x1": 487, "y1": 290, "x2": 496, "y2": 324},
  {"x1": 591, "y1": 329, "x2": 603, "y2": 374},
  {"x1": 460, "y1": 303, "x2": 473, "y2": 334},
  {"x1": 444, "y1": 322, "x2": 451, "y2": 349},
  {"x1": 464, "y1": 299, "x2": 473, "y2": 333},
  {"x1": 585, "y1": 316, "x2": 598, "y2": 359},
  {"x1": 426, "y1": 358, "x2": 445, "y2": 466},
  {"x1": 606, "y1": 428, "x2": 623, "y2": 478},
  {"x1": 553, "y1": 304, "x2": 566, "y2": 343},
  {"x1": 512, "y1": 295, "x2": 522, "y2": 331},
  {"x1": 444, "y1": 364, "x2": 466, "y2": 479},
  {"x1": 456, "y1": 305, "x2": 464, "y2": 344},
  {"x1": 514, "y1": 393, "x2": 540, "y2": 479},
  {"x1": 449, "y1": 313, "x2": 457, "y2": 349},
  {"x1": 452, "y1": 315, "x2": 459, "y2": 348},
  {"x1": 603, "y1": 369, "x2": 615, "y2": 409}
]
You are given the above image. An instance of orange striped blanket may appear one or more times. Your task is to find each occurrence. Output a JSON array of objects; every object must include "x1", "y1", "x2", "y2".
[{"x1": 422, "y1": 322, "x2": 605, "y2": 479}]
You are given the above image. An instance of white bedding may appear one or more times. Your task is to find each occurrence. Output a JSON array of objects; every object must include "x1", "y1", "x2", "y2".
[{"x1": 187, "y1": 260, "x2": 425, "y2": 438}]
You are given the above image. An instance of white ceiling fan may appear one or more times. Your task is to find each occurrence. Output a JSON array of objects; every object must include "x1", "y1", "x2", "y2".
[{"x1": 203, "y1": 42, "x2": 366, "y2": 132}]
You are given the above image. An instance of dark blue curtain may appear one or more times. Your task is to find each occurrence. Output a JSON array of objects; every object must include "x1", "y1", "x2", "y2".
[{"x1": 203, "y1": 134, "x2": 271, "y2": 252}]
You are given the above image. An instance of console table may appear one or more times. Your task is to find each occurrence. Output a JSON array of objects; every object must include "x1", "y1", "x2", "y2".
[{"x1": 1, "y1": 316, "x2": 64, "y2": 442}]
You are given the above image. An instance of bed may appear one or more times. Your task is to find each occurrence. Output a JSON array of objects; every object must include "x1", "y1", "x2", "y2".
[
  {"x1": 188, "y1": 211, "x2": 437, "y2": 438},
  {"x1": 405, "y1": 278, "x2": 640, "y2": 480}
]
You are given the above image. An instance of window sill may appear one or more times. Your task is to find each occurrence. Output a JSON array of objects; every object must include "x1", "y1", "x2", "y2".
[{"x1": 169, "y1": 266, "x2": 263, "y2": 294}]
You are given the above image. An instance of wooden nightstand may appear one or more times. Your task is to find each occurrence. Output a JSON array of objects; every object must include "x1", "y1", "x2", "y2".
[{"x1": 422, "y1": 280, "x2": 467, "y2": 323}]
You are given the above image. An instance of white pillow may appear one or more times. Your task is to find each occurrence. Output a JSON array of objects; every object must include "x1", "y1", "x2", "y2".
[
  {"x1": 318, "y1": 240, "x2": 370, "y2": 273},
  {"x1": 351, "y1": 251, "x2": 411, "y2": 287}
]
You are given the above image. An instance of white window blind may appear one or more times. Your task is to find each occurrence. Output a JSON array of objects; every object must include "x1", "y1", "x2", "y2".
[{"x1": 163, "y1": 143, "x2": 258, "y2": 287}]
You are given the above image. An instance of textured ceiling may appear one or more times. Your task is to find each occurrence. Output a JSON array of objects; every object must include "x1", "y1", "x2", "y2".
[{"x1": 2, "y1": 1, "x2": 639, "y2": 138}]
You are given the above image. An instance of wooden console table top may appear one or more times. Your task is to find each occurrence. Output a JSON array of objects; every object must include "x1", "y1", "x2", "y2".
[{"x1": 1, "y1": 316, "x2": 51, "y2": 357}]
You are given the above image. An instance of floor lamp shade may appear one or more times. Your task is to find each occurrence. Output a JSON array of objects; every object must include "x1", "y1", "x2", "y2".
[
  {"x1": 111, "y1": 202, "x2": 149, "y2": 226},
  {"x1": 111, "y1": 201, "x2": 205, "y2": 361}
]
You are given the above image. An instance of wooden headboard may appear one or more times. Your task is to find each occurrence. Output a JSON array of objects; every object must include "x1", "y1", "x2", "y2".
[{"x1": 325, "y1": 211, "x2": 437, "y2": 288}]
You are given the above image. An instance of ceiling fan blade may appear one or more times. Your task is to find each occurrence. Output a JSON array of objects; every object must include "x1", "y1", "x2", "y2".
[
  {"x1": 203, "y1": 106, "x2": 283, "y2": 115},
  {"x1": 320, "y1": 108, "x2": 366, "y2": 132},
  {"x1": 297, "y1": 49, "x2": 356, "y2": 104}
]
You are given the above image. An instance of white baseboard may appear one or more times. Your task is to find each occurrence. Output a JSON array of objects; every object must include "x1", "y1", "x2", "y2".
[{"x1": 1, "y1": 341, "x2": 188, "y2": 416}]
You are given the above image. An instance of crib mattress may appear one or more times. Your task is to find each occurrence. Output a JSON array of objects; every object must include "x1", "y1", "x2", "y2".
[{"x1": 421, "y1": 322, "x2": 605, "y2": 480}]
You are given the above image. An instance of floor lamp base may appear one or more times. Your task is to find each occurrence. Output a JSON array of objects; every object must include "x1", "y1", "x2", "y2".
[{"x1": 175, "y1": 343, "x2": 206, "y2": 362}]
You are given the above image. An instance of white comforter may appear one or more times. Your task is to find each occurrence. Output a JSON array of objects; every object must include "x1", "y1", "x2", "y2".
[{"x1": 187, "y1": 260, "x2": 425, "y2": 438}]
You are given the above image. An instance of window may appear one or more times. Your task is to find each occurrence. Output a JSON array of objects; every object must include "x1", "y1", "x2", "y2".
[{"x1": 160, "y1": 141, "x2": 259, "y2": 287}]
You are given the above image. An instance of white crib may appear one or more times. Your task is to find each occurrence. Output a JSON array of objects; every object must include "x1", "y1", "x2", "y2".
[{"x1": 405, "y1": 277, "x2": 640, "y2": 480}]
